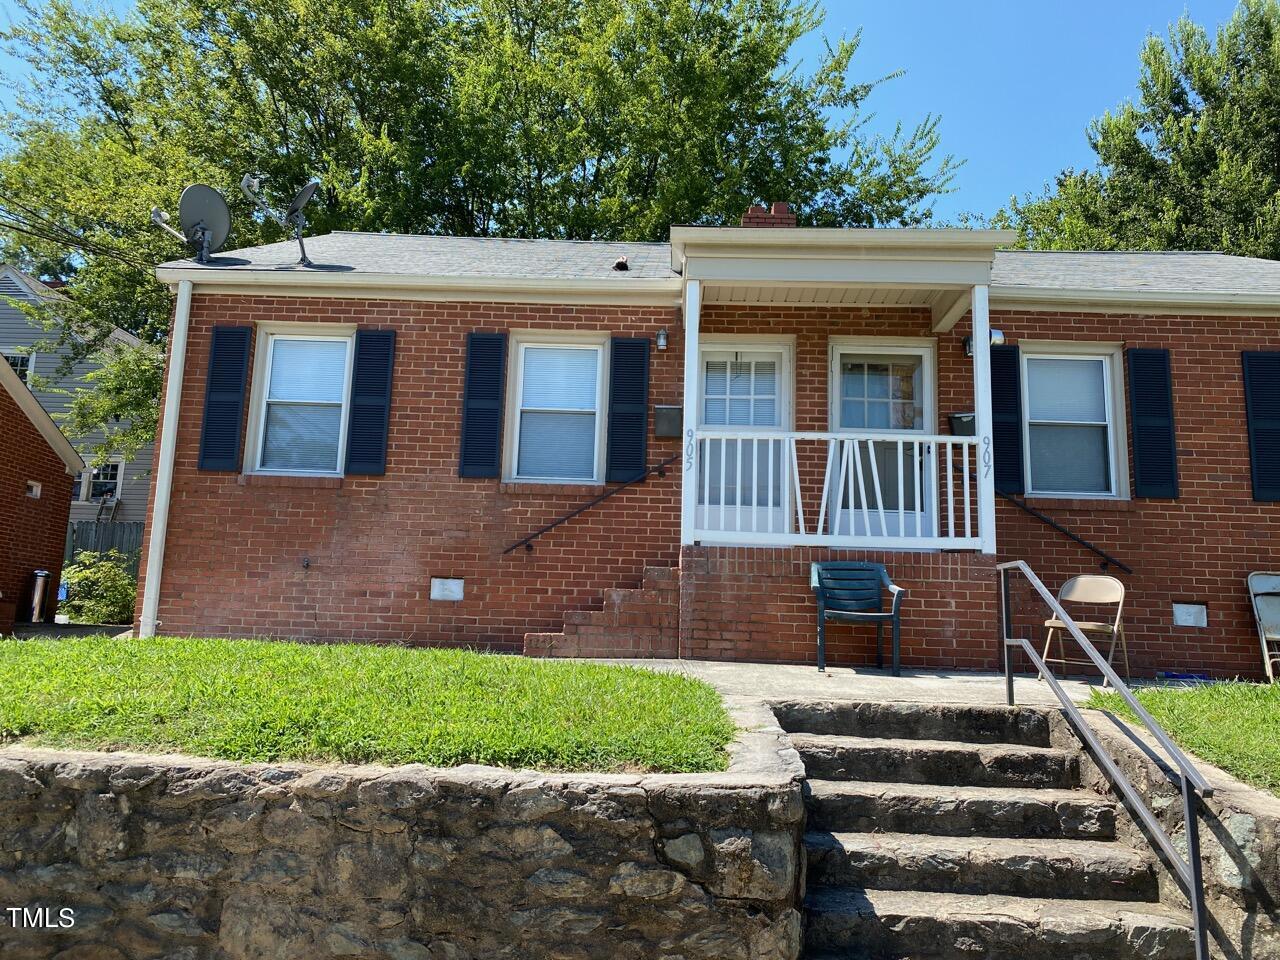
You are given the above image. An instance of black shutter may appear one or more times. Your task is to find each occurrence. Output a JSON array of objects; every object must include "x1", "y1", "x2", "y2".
[
  {"x1": 989, "y1": 343, "x2": 1024, "y2": 495},
  {"x1": 198, "y1": 326, "x2": 252, "y2": 471},
  {"x1": 1243, "y1": 351, "x2": 1280, "y2": 501},
  {"x1": 344, "y1": 329, "x2": 396, "y2": 476},
  {"x1": 458, "y1": 332, "x2": 507, "y2": 478},
  {"x1": 605, "y1": 337, "x2": 651, "y2": 482},
  {"x1": 1127, "y1": 348, "x2": 1179, "y2": 498}
]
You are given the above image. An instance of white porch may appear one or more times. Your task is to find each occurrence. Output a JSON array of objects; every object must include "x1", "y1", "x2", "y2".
[{"x1": 671, "y1": 226, "x2": 1011, "y2": 555}]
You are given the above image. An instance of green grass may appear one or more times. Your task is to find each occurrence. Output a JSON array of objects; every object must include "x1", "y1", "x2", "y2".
[
  {"x1": 1087, "y1": 682, "x2": 1280, "y2": 794},
  {"x1": 0, "y1": 636, "x2": 735, "y2": 772}
]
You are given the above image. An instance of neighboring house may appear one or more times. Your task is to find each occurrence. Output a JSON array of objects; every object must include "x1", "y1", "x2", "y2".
[
  {"x1": 136, "y1": 205, "x2": 1280, "y2": 678},
  {"x1": 0, "y1": 348, "x2": 82, "y2": 632},
  {"x1": 0, "y1": 265, "x2": 154, "y2": 523}
]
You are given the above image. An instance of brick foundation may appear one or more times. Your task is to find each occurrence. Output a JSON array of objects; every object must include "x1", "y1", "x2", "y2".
[{"x1": 678, "y1": 547, "x2": 999, "y2": 668}]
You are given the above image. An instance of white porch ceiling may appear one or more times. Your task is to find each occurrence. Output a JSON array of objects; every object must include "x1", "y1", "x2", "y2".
[{"x1": 702, "y1": 284, "x2": 947, "y2": 308}]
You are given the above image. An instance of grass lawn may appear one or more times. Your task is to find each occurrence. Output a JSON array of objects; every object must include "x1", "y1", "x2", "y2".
[
  {"x1": 1087, "y1": 682, "x2": 1280, "y2": 795},
  {"x1": 0, "y1": 636, "x2": 735, "y2": 773}
]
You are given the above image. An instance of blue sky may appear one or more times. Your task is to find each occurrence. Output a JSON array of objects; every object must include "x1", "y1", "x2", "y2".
[
  {"x1": 793, "y1": 1, "x2": 1240, "y2": 220},
  {"x1": 0, "y1": 0, "x2": 1243, "y2": 221}
]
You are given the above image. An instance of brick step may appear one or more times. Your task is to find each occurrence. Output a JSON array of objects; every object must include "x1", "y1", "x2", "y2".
[
  {"x1": 805, "y1": 831, "x2": 1156, "y2": 901},
  {"x1": 803, "y1": 887, "x2": 1193, "y2": 960},
  {"x1": 805, "y1": 779, "x2": 1117, "y2": 840},
  {"x1": 642, "y1": 565, "x2": 678, "y2": 586},
  {"x1": 793, "y1": 734, "x2": 1079, "y2": 789},
  {"x1": 771, "y1": 699, "x2": 1053, "y2": 747}
]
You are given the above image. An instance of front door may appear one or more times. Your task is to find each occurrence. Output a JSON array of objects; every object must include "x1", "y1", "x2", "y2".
[
  {"x1": 696, "y1": 343, "x2": 790, "y2": 534},
  {"x1": 828, "y1": 340, "x2": 935, "y2": 538}
]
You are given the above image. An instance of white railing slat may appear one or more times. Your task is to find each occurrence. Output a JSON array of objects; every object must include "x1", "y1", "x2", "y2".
[{"x1": 690, "y1": 428, "x2": 981, "y2": 550}]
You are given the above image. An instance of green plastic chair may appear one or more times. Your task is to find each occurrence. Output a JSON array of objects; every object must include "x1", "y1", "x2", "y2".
[{"x1": 810, "y1": 561, "x2": 906, "y2": 675}]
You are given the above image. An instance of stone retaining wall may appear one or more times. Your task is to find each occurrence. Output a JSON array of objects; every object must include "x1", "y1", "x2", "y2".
[
  {"x1": 1071, "y1": 710, "x2": 1280, "y2": 960},
  {"x1": 0, "y1": 701, "x2": 804, "y2": 960}
]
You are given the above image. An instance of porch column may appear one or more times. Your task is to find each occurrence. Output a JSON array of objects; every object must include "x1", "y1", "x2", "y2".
[
  {"x1": 680, "y1": 279, "x2": 701, "y2": 545},
  {"x1": 972, "y1": 283, "x2": 997, "y2": 554}
]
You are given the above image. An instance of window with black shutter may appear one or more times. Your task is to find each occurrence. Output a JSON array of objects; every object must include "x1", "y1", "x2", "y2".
[
  {"x1": 605, "y1": 338, "x2": 651, "y2": 482},
  {"x1": 1127, "y1": 348, "x2": 1178, "y2": 498},
  {"x1": 459, "y1": 332, "x2": 507, "y2": 478},
  {"x1": 1243, "y1": 351, "x2": 1280, "y2": 501},
  {"x1": 345, "y1": 330, "x2": 396, "y2": 476},
  {"x1": 198, "y1": 326, "x2": 252, "y2": 471},
  {"x1": 989, "y1": 343, "x2": 1024, "y2": 494}
]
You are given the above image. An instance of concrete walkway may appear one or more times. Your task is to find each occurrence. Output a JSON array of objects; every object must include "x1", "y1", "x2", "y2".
[{"x1": 613, "y1": 659, "x2": 1100, "y2": 706}]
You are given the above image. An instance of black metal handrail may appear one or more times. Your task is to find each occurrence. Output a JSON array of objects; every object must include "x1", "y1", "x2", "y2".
[
  {"x1": 997, "y1": 489, "x2": 1133, "y2": 575},
  {"x1": 502, "y1": 454, "x2": 681, "y2": 555},
  {"x1": 998, "y1": 560, "x2": 1211, "y2": 960}
]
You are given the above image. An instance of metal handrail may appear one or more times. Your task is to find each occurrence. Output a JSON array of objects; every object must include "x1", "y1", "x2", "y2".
[
  {"x1": 501, "y1": 455, "x2": 680, "y2": 555},
  {"x1": 998, "y1": 559, "x2": 1211, "y2": 960},
  {"x1": 996, "y1": 490, "x2": 1133, "y2": 574}
]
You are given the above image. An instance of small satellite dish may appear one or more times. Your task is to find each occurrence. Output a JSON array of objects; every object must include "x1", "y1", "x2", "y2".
[
  {"x1": 240, "y1": 174, "x2": 321, "y2": 267},
  {"x1": 150, "y1": 184, "x2": 232, "y2": 264}
]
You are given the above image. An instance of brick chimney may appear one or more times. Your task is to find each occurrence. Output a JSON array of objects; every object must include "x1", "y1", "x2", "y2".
[{"x1": 741, "y1": 201, "x2": 797, "y2": 228}]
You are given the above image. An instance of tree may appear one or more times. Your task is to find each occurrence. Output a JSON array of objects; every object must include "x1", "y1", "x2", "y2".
[
  {"x1": 1, "y1": 0, "x2": 959, "y2": 458},
  {"x1": 999, "y1": 0, "x2": 1280, "y2": 257}
]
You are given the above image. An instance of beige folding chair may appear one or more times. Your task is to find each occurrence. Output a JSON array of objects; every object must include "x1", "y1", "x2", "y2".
[
  {"x1": 1247, "y1": 572, "x2": 1280, "y2": 683},
  {"x1": 1040, "y1": 575, "x2": 1129, "y2": 686}
]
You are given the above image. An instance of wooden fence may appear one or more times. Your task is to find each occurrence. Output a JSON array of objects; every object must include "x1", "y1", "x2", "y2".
[{"x1": 64, "y1": 521, "x2": 145, "y2": 575}]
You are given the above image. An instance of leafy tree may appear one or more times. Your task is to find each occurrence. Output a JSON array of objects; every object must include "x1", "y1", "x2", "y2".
[
  {"x1": 2, "y1": 0, "x2": 959, "y2": 458},
  {"x1": 999, "y1": 0, "x2": 1280, "y2": 257}
]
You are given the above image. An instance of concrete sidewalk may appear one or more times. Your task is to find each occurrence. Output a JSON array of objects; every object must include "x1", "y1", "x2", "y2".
[{"x1": 613, "y1": 658, "x2": 1099, "y2": 706}]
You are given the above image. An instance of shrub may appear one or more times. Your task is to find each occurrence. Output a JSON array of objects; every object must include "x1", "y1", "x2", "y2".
[{"x1": 58, "y1": 550, "x2": 137, "y2": 625}]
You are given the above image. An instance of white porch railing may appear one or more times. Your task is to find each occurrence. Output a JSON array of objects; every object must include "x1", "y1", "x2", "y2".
[{"x1": 689, "y1": 430, "x2": 982, "y2": 549}]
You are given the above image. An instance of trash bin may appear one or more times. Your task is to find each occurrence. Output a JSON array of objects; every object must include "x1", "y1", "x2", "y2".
[{"x1": 30, "y1": 570, "x2": 50, "y2": 623}]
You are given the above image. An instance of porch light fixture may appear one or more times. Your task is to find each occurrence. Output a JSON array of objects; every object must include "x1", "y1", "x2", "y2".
[
  {"x1": 656, "y1": 328, "x2": 668, "y2": 350},
  {"x1": 963, "y1": 328, "x2": 1005, "y2": 358}
]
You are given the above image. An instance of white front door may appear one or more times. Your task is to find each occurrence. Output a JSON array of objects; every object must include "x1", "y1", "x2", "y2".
[
  {"x1": 828, "y1": 340, "x2": 936, "y2": 538},
  {"x1": 696, "y1": 343, "x2": 791, "y2": 533}
]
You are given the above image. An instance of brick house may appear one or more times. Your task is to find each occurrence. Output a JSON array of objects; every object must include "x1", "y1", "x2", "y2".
[
  {"x1": 137, "y1": 206, "x2": 1280, "y2": 678},
  {"x1": 0, "y1": 350, "x2": 83, "y2": 632}
]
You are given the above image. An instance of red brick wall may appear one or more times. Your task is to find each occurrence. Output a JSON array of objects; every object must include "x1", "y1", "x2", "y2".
[
  {"x1": 140, "y1": 295, "x2": 683, "y2": 647},
  {"x1": 680, "y1": 546, "x2": 997, "y2": 668},
  {"x1": 990, "y1": 308, "x2": 1280, "y2": 680},
  {"x1": 141, "y1": 293, "x2": 1280, "y2": 677},
  {"x1": 0, "y1": 385, "x2": 75, "y2": 631}
]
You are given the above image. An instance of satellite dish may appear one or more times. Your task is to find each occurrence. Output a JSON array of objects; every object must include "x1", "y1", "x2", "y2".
[
  {"x1": 285, "y1": 181, "x2": 320, "y2": 222},
  {"x1": 150, "y1": 184, "x2": 232, "y2": 264},
  {"x1": 240, "y1": 174, "x2": 321, "y2": 267}
]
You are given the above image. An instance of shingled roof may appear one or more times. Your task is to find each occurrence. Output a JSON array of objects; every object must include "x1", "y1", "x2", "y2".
[{"x1": 159, "y1": 231, "x2": 1280, "y2": 303}]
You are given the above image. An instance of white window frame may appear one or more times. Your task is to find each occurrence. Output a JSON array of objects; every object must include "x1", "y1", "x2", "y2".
[
  {"x1": 503, "y1": 332, "x2": 610, "y2": 484},
  {"x1": 4, "y1": 352, "x2": 32, "y2": 384},
  {"x1": 696, "y1": 334, "x2": 795, "y2": 431},
  {"x1": 84, "y1": 458, "x2": 124, "y2": 502},
  {"x1": 1019, "y1": 342, "x2": 1129, "y2": 499},
  {"x1": 827, "y1": 336, "x2": 937, "y2": 434},
  {"x1": 244, "y1": 324, "x2": 356, "y2": 477}
]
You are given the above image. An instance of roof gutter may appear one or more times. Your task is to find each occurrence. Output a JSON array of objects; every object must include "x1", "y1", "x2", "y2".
[
  {"x1": 991, "y1": 284, "x2": 1280, "y2": 313},
  {"x1": 153, "y1": 268, "x2": 684, "y2": 305},
  {"x1": 139, "y1": 278, "x2": 192, "y2": 639}
]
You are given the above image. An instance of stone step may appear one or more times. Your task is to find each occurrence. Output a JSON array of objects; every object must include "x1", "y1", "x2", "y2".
[
  {"x1": 804, "y1": 887, "x2": 1194, "y2": 960},
  {"x1": 772, "y1": 699, "x2": 1053, "y2": 746},
  {"x1": 804, "y1": 778, "x2": 1117, "y2": 839},
  {"x1": 794, "y1": 735, "x2": 1079, "y2": 789},
  {"x1": 805, "y1": 831, "x2": 1157, "y2": 901}
]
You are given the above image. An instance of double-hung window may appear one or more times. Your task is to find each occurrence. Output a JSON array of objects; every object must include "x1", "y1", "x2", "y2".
[
  {"x1": 4, "y1": 354, "x2": 30, "y2": 384},
  {"x1": 253, "y1": 334, "x2": 354, "y2": 474},
  {"x1": 1022, "y1": 351, "x2": 1121, "y2": 496},
  {"x1": 87, "y1": 462, "x2": 121, "y2": 501},
  {"x1": 512, "y1": 342, "x2": 604, "y2": 482}
]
